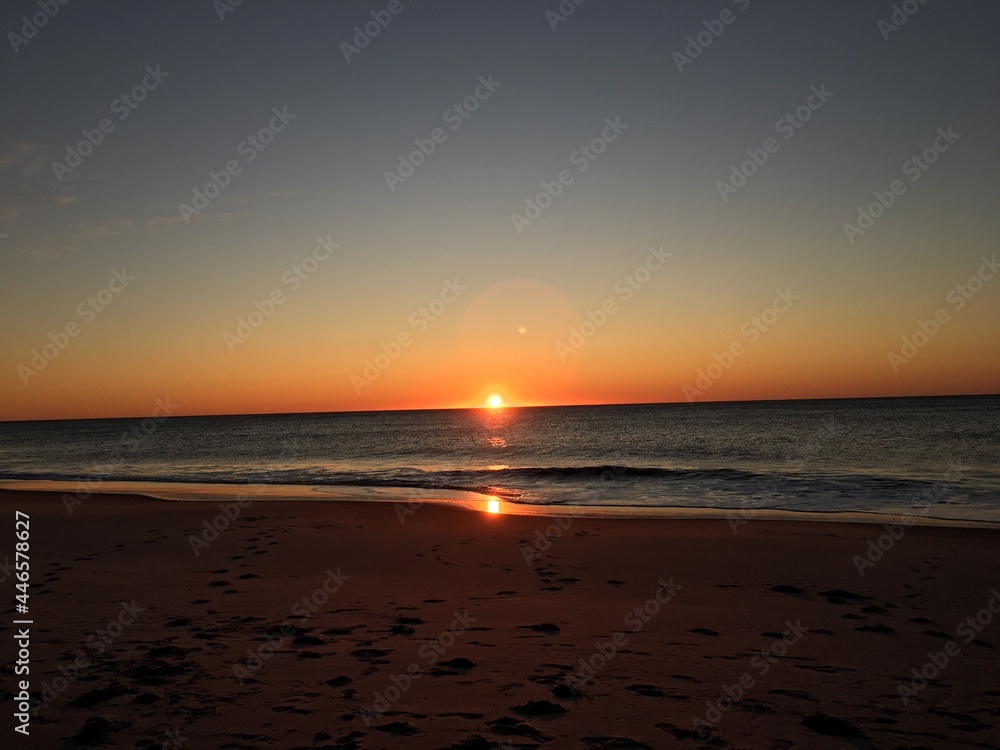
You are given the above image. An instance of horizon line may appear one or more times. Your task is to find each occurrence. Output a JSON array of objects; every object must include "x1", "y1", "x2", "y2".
[{"x1": 2, "y1": 390, "x2": 998, "y2": 425}]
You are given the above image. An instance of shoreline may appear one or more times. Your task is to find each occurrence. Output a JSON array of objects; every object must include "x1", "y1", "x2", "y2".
[{"x1": 3, "y1": 479, "x2": 999, "y2": 529}]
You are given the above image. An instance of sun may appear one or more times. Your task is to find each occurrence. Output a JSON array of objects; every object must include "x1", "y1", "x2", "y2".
[{"x1": 487, "y1": 393, "x2": 503, "y2": 409}]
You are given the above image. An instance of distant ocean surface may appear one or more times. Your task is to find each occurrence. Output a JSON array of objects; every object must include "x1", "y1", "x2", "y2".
[{"x1": 1, "y1": 396, "x2": 999, "y2": 522}]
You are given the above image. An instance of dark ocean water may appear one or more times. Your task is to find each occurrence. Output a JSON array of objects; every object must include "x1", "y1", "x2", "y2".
[{"x1": 1, "y1": 396, "x2": 998, "y2": 520}]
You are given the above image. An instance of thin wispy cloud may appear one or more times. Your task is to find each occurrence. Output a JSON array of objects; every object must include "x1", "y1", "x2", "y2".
[{"x1": 0, "y1": 140, "x2": 47, "y2": 175}]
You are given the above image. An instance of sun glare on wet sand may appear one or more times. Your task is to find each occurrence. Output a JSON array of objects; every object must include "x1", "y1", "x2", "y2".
[{"x1": 487, "y1": 498, "x2": 501, "y2": 514}]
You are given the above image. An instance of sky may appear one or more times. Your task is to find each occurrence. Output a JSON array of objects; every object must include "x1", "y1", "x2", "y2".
[{"x1": 1, "y1": 0, "x2": 998, "y2": 421}]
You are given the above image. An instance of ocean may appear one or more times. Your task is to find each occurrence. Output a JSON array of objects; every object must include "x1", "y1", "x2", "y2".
[{"x1": 1, "y1": 396, "x2": 998, "y2": 522}]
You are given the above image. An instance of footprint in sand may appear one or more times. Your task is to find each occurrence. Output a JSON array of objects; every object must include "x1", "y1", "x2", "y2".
[
  {"x1": 801, "y1": 713, "x2": 866, "y2": 738},
  {"x1": 375, "y1": 721, "x2": 419, "y2": 736},
  {"x1": 521, "y1": 623, "x2": 560, "y2": 635},
  {"x1": 445, "y1": 734, "x2": 500, "y2": 748},
  {"x1": 582, "y1": 735, "x2": 651, "y2": 748},
  {"x1": 511, "y1": 700, "x2": 567, "y2": 719},
  {"x1": 770, "y1": 688, "x2": 819, "y2": 703},
  {"x1": 292, "y1": 635, "x2": 326, "y2": 647},
  {"x1": 487, "y1": 716, "x2": 551, "y2": 741},
  {"x1": 551, "y1": 683, "x2": 581, "y2": 699},
  {"x1": 855, "y1": 624, "x2": 894, "y2": 634},
  {"x1": 70, "y1": 685, "x2": 128, "y2": 708},
  {"x1": 671, "y1": 674, "x2": 703, "y2": 684},
  {"x1": 272, "y1": 705, "x2": 311, "y2": 715},
  {"x1": 657, "y1": 722, "x2": 703, "y2": 740},
  {"x1": 689, "y1": 628, "x2": 719, "y2": 637},
  {"x1": 351, "y1": 648, "x2": 393, "y2": 664},
  {"x1": 323, "y1": 626, "x2": 360, "y2": 635},
  {"x1": 795, "y1": 664, "x2": 856, "y2": 674},
  {"x1": 626, "y1": 683, "x2": 664, "y2": 697},
  {"x1": 821, "y1": 589, "x2": 868, "y2": 606},
  {"x1": 769, "y1": 584, "x2": 806, "y2": 595},
  {"x1": 432, "y1": 657, "x2": 476, "y2": 675},
  {"x1": 71, "y1": 717, "x2": 131, "y2": 745}
]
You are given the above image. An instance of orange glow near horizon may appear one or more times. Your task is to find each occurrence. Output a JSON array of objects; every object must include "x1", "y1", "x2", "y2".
[{"x1": 2, "y1": 271, "x2": 999, "y2": 422}]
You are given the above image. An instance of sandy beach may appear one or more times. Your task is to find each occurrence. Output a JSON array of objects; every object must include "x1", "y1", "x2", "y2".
[{"x1": 3, "y1": 488, "x2": 1000, "y2": 749}]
